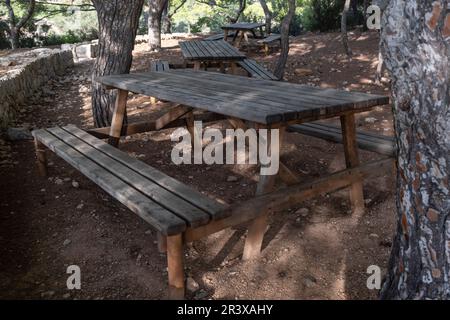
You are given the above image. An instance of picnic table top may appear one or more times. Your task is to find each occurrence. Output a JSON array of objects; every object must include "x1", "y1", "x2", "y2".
[
  {"x1": 221, "y1": 22, "x2": 265, "y2": 30},
  {"x1": 96, "y1": 70, "x2": 390, "y2": 125},
  {"x1": 179, "y1": 40, "x2": 246, "y2": 61}
]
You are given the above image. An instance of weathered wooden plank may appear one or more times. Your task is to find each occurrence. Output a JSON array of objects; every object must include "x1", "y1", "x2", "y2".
[
  {"x1": 64, "y1": 125, "x2": 229, "y2": 220},
  {"x1": 130, "y1": 73, "x2": 302, "y2": 121},
  {"x1": 172, "y1": 70, "x2": 389, "y2": 108},
  {"x1": 49, "y1": 126, "x2": 212, "y2": 227},
  {"x1": 32, "y1": 128, "x2": 186, "y2": 236},
  {"x1": 101, "y1": 73, "x2": 282, "y2": 124}
]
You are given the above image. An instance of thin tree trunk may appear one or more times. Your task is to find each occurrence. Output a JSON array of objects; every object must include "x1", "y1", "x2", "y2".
[
  {"x1": 229, "y1": 0, "x2": 246, "y2": 23},
  {"x1": 273, "y1": 0, "x2": 296, "y2": 80},
  {"x1": 259, "y1": 0, "x2": 272, "y2": 34},
  {"x1": 380, "y1": 0, "x2": 450, "y2": 299},
  {"x1": 91, "y1": 0, "x2": 144, "y2": 128},
  {"x1": 148, "y1": 0, "x2": 168, "y2": 52},
  {"x1": 162, "y1": 0, "x2": 170, "y2": 34},
  {"x1": 4, "y1": 0, "x2": 36, "y2": 50},
  {"x1": 341, "y1": 0, "x2": 352, "y2": 57},
  {"x1": 9, "y1": 28, "x2": 19, "y2": 50}
]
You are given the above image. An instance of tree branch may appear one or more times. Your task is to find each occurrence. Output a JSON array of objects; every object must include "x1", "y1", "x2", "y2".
[
  {"x1": 16, "y1": 0, "x2": 36, "y2": 30},
  {"x1": 168, "y1": 0, "x2": 187, "y2": 18}
]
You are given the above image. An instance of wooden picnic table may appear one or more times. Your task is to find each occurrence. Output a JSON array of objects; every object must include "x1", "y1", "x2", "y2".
[
  {"x1": 179, "y1": 40, "x2": 246, "y2": 73},
  {"x1": 222, "y1": 22, "x2": 266, "y2": 46},
  {"x1": 95, "y1": 69, "x2": 391, "y2": 269}
]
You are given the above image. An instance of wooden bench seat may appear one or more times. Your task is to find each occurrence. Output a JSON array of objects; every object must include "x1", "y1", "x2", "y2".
[
  {"x1": 257, "y1": 34, "x2": 281, "y2": 55},
  {"x1": 32, "y1": 125, "x2": 227, "y2": 235},
  {"x1": 204, "y1": 32, "x2": 235, "y2": 41},
  {"x1": 237, "y1": 58, "x2": 278, "y2": 81},
  {"x1": 33, "y1": 124, "x2": 230, "y2": 299},
  {"x1": 287, "y1": 122, "x2": 396, "y2": 157},
  {"x1": 149, "y1": 60, "x2": 170, "y2": 72}
]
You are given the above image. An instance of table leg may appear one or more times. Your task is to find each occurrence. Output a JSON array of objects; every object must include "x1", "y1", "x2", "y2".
[
  {"x1": 242, "y1": 127, "x2": 284, "y2": 260},
  {"x1": 34, "y1": 139, "x2": 48, "y2": 177},
  {"x1": 236, "y1": 31, "x2": 245, "y2": 47},
  {"x1": 108, "y1": 89, "x2": 128, "y2": 147},
  {"x1": 232, "y1": 30, "x2": 239, "y2": 43},
  {"x1": 230, "y1": 62, "x2": 238, "y2": 75},
  {"x1": 340, "y1": 114, "x2": 365, "y2": 215},
  {"x1": 167, "y1": 234, "x2": 185, "y2": 299},
  {"x1": 219, "y1": 61, "x2": 225, "y2": 73}
]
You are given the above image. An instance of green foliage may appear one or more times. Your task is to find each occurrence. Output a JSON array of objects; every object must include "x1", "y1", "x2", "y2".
[{"x1": 300, "y1": 0, "x2": 344, "y2": 32}]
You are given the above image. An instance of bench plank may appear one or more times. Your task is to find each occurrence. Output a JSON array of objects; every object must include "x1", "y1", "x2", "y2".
[
  {"x1": 33, "y1": 128, "x2": 187, "y2": 235},
  {"x1": 287, "y1": 122, "x2": 395, "y2": 156},
  {"x1": 237, "y1": 59, "x2": 278, "y2": 80},
  {"x1": 47, "y1": 126, "x2": 213, "y2": 228},
  {"x1": 257, "y1": 34, "x2": 281, "y2": 44},
  {"x1": 63, "y1": 125, "x2": 229, "y2": 220}
]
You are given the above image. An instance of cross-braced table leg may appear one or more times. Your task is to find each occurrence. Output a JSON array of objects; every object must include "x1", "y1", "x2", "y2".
[{"x1": 242, "y1": 127, "x2": 285, "y2": 260}]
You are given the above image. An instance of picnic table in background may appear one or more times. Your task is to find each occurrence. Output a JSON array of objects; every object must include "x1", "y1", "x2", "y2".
[
  {"x1": 179, "y1": 40, "x2": 246, "y2": 73},
  {"x1": 222, "y1": 22, "x2": 265, "y2": 46}
]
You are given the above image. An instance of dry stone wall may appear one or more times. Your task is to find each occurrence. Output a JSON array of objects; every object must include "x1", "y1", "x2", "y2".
[{"x1": 0, "y1": 49, "x2": 74, "y2": 128}]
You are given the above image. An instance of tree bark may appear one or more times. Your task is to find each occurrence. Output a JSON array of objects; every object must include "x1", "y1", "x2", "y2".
[
  {"x1": 341, "y1": 0, "x2": 352, "y2": 57},
  {"x1": 259, "y1": 0, "x2": 272, "y2": 34},
  {"x1": 273, "y1": 0, "x2": 296, "y2": 80},
  {"x1": 148, "y1": 0, "x2": 169, "y2": 51},
  {"x1": 91, "y1": 0, "x2": 144, "y2": 128},
  {"x1": 380, "y1": 0, "x2": 450, "y2": 299},
  {"x1": 4, "y1": 0, "x2": 36, "y2": 49}
]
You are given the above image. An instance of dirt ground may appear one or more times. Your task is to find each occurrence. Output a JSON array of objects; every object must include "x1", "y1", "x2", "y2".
[{"x1": 0, "y1": 31, "x2": 397, "y2": 300}]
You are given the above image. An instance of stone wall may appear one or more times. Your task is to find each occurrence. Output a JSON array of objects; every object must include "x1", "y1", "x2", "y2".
[{"x1": 0, "y1": 49, "x2": 74, "y2": 128}]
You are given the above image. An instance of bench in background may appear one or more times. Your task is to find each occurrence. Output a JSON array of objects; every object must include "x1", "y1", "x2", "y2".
[
  {"x1": 237, "y1": 58, "x2": 278, "y2": 81},
  {"x1": 204, "y1": 32, "x2": 236, "y2": 41},
  {"x1": 257, "y1": 34, "x2": 281, "y2": 55},
  {"x1": 288, "y1": 122, "x2": 396, "y2": 157}
]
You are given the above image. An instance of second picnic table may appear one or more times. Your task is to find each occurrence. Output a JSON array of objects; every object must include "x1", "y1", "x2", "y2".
[
  {"x1": 179, "y1": 40, "x2": 246, "y2": 73},
  {"x1": 222, "y1": 22, "x2": 265, "y2": 46}
]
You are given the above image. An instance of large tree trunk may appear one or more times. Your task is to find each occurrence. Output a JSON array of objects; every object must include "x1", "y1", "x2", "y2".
[
  {"x1": 341, "y1": 0, "x2": 352, "y2": 57},
  {"x1": 273, "y1": 0, "x2": 296, "y2": 80},
  {"x1": 380, "y1": 0, "x2": 450, "y2": 299},
  {"x1": 148, "y1": 0, "x2": 168, "y2": 52},
  {"x1": 91, "y1": 0, "x2": 144, "y2": 128},
  {"x1": 259, "y1": 0, "x2": 272, "y2": 35}
]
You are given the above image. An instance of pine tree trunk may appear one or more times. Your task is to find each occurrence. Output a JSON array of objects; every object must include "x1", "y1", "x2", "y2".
[
  {"x1": 148, "y1": 0, "x2": 168, "y2": 52},
  {"x1": 380, "y1": 0, "x2": 450, "y2": 299},
  {"x1": 91, "y1": 0, "x2": 144, "y2": 128},
  {"x1": 273, "y1": 0, "x2": 296, "y2": 80}
]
